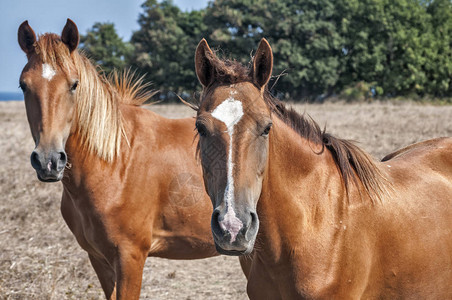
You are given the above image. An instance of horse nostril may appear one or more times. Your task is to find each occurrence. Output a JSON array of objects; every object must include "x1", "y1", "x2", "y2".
[
  {"x1": 250, "y1": 211, "x2": 257, "y2": 224},
  {"x1": 59, "y1": 151, "x2": 67, "y2": 164},
  {"x1": 211, "y1": 209, "x2": 224, "y2": 237},
  {"x1": 245, "y1": 211, "x2": 259, "y2": 242},
  {"x1": 30, "y1": 151, "x2": 42, "y2": 170},
  {"x1": 55, "y1": 151, "x2": 67, "y2": 171},
  {"x1": 212, "y1": 209, "x2": 220, "y2": 225}
]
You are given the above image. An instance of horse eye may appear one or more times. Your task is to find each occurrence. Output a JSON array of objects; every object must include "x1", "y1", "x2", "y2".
[
  {"x1": 196, "y1": 122, "x2": 208, "y2": 137},
  {"x1": 19, "y1": 81, "x2": 27, "y2": 92},
  {"x1": 70, "y1": 80, "x2": 79, "y2": 92},
  {"x1": 261, "y1": 123, "x2": 272, "y2": 136}
]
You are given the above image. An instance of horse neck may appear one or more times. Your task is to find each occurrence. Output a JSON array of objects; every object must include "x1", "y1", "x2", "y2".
[
  {"x1": 62, "y1": 102, "x2": 153, "y2": 187},
  {"x1": 257, "y1": 116, "x2": 349, "y2": 262},
  {"x1": 63, "y1": 126, "x2": 112, "y2": 189}
]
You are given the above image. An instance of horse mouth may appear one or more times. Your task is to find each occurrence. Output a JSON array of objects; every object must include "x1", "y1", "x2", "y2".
[
  {"x1": 214, "y1": 242, "x2": 252, "y2": 256},
  {"x1": 36, "y1": 171, "x2": 63, "y2": 182}
]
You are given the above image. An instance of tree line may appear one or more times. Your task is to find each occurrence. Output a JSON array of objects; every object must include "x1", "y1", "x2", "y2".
[{"x1": 80, "y1": 0, "x2": 452, "y2": 101}]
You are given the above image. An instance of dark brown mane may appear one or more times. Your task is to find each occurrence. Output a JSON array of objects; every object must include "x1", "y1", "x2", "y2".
[
  {"x1": 195, "y1": 54, "x2": 389, "y2": 203},
  {"x1": 265, "y1": 95, "x2": 389, "y2": 203}
]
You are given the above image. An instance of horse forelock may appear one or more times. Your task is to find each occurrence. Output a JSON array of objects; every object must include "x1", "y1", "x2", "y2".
[{"x1": 33, "y1": 34, "x2": 71, "y2": 75}]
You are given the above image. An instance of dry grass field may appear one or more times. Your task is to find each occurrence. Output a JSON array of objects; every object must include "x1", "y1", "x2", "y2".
[{"x1": 1, "y1": 100, "x2": 452, "y2": 299}]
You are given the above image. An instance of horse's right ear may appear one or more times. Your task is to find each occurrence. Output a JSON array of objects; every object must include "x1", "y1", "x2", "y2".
[
  {"x1": 195, "y1": 39, "x2": 215, "y2": 87},
  {"x1": 18, "y1": 21, "x2": 36, "y2": 55}
]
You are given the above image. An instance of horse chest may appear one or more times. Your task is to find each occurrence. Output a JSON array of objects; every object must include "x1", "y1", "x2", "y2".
[{"x1": 61, "y1": 187, "x2": 124, "y2": 257}]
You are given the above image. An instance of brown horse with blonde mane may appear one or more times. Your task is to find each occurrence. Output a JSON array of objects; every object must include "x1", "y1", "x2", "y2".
[
  {"x1": 17, "y1": 19, "x2": 233, "y2": 299},
  {"x1": 192, "y1": 38, "x2": 452, "y2": 299}
]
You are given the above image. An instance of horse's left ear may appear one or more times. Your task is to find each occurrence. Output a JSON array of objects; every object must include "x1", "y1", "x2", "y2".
[
  {"x1": 252, "y1": 38, "x2": 273, "y2": 89},
  {"x1": 61, "y1": 18, "x2": 79, "y2": 53}
]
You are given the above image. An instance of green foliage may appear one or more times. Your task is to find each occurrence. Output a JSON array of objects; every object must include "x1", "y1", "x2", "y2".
[
  {"x1": 336, "y1": 0, "x2": 451, "y2": 99},
  {"x1": 130, "y1": 0, "x2": 207, "y2": 98},
  {"x1": 204, "y1": 0, "x2": 344, "y2": 98},
  {"x1": 337, "y1": 0, "x2": 433, "y2": 96},
  {"x1": 80, "y1": 22, "x2": 133, "y2": 74},
  {"x1": 85, "y1": 0, "x2": 452, "y2": 100},
  {"x1": 340, "y1": 81, "x2": 374, "y2": 102},
  {"x1": 425, "y1": 0, "x2": 452, "y2": 96}
]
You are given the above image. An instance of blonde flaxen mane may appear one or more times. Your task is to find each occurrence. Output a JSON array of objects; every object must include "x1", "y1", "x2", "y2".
[{"x1": 34, "y1": 34, "x2": 154, "y2": 162}]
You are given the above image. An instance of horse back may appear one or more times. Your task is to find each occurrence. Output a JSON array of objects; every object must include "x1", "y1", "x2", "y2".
[{"x1": 362, "y1": 137, "x2": 452, "y2": 298}]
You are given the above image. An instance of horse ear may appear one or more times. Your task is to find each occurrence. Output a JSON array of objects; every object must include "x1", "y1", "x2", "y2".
[
  {"x1": 61, "y1": 18, "x2": 79, "y2": 53},
  {"x1": 252, "y1": 38, "x2": 273, "y2": 89},
  {"x1": 195, "y1": 39, "x2": 216, "y2": 87},
  {"x1": 18, "y1": 21, "x2": 37, "y2": 55}
]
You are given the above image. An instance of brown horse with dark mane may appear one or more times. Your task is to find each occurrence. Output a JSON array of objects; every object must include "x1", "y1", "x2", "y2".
[
  {"x1": 18, "y1": 19, "x2": 233, "y2": 299},
  {"x1": 192, "y1": 38, "x2": 452, "y2": 299}
]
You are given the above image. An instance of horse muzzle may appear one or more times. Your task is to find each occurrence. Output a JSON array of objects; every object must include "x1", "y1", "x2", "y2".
[
  {"x1": 30, "y1": 149, "x2": 67, "y2": 182},
  {"x1": 211, "y1": 207, "x2": 259, "y2": 256}
]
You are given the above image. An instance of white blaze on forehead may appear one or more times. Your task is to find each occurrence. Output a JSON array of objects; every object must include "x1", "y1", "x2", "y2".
[
  {"x1": 211, "y1": 96, "x2": 244, "y2": 129},
  {"x1": 42, "y1": 63, "x2": 56, "y2": 81},
  {"x1": 211, "y1": 95, "x2": 244, "y2": 243}
]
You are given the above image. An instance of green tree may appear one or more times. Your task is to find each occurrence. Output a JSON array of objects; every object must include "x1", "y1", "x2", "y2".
[
  {"x1": 130, "y1": 0, "x2": 207, "y2": 98},
  {"x1": 125, "y1": 0, "x2": 450, "y2": 100},
  {"x1": 80, "y1": 22, "x2": 133, "y2": 74},
  {"x1": 425, "y1": 0, "x2": 452, "y2": 96},
  {"x1": 337, "y1": 0, "x2": 447, "y2": 98},
  {"x1": 376, "y1": 0, "x2": 432, "y2": 96},
  {"x1": 204, "y1": 0, "x2": 345, "y2": 99}
]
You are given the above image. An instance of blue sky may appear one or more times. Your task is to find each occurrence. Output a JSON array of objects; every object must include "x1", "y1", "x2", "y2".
[{"x1": 0, "y1": 0, "x2": 209, "y2": 92}]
